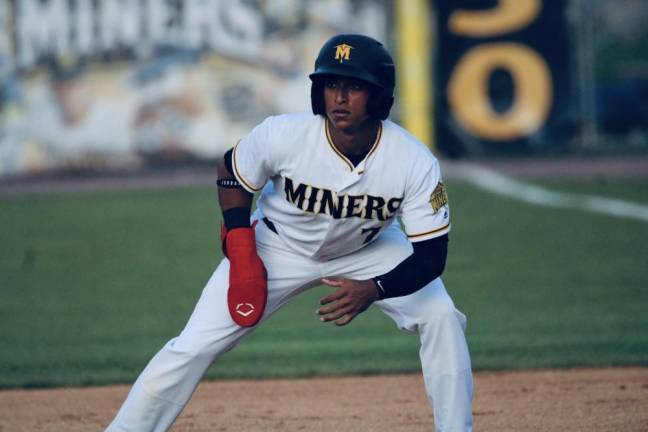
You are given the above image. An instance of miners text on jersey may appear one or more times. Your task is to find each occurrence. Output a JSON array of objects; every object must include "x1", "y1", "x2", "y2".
[{"x1": 283, "y1": 176, "x2": 403, "y2": 221}]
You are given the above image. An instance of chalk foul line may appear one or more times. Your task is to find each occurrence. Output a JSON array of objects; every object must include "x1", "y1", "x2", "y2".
[{"x1": 454, "y1": 163, "x2": 648, "y2": 222}]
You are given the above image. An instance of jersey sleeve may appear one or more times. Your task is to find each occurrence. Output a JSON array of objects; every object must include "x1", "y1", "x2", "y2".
[
  {"x1": 399, "y1": 155, "x2": 451, "y2": 242},
  {"x1": 231, "y1": 117, "x2": 275, "y2": 193}
]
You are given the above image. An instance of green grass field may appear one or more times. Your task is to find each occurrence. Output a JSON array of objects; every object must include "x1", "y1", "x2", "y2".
[{"x1": 1, "y1": 177, "x2": 647, "y2": 388}]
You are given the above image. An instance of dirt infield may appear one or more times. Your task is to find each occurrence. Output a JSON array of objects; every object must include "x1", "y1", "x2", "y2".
[{"x1": 1, "y1": 368, "x2": 647, "y2": 431}]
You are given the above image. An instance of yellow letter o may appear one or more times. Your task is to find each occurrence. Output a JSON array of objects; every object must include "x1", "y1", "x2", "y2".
[{"x1": 447, "y1": 42, "x2": 552, "y2": 141}]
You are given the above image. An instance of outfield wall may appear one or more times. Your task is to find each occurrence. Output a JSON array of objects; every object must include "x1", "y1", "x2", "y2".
[{"x1": 0, "y1": 0, "x2": 646, "y2": 178}]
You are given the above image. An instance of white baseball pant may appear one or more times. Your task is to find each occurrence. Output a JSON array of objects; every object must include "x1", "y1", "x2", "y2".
[{"x1": 106, "y1": 219, "x2": 473, "y2": 432}]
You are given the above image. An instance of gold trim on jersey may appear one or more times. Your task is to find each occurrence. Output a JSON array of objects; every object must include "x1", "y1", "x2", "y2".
[
  {"x1": 407, "y1": 223, "x2": 451, "y2": 239},
  {"x1": 364, "y1": 123, "x2": 382, "y2": 160},
  {"x1": 232, "y1": 140, "x2": 263, "y2": 192},
  {"x1": 325, "y1": 119, "x2": 383, "y2": 172}
]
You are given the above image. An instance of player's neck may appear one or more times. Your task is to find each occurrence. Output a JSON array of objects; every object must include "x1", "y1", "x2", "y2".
[{"x1": 326, "y1": 118, "x2": 380, "y2": 156}]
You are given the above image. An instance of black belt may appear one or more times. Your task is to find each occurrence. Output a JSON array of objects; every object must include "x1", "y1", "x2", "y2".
[{"x1": 262, "y1": 217, "x2": 278, "y2": 234}]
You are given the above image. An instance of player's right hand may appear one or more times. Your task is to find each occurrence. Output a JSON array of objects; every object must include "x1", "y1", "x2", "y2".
[
  {"x1": 316, "y1": 278, "x2": 379, "y2": 326},
  {"x1": 222, "y1": 224, "x2": 268, "y2": 327}
]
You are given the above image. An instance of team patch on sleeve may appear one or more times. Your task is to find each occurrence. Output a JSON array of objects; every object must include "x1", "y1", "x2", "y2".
[{"x1": 429, "y1": 182, "x2": 448, "y2": 213}]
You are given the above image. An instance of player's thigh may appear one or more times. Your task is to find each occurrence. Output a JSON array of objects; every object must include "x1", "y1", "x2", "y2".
[
  {"x1": 173, "y1": 257, "x2": 321, "y2": 356},
  {"x1": 169, "y1": 260, "x2": 249, "y2": 356},
  {"x1": 375, "y1": 278, "x2": 467, "y2": 334},
  {"x1": 186, "y1": 223, "x2": 321, "y2": 332},
  {"x1": 254, "y1": 219, "x2": 323, "y2": 303}
]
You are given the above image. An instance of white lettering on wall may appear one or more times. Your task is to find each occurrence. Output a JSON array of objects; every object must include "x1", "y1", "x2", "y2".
[
  {"x1": 16, "y1": 0, "x2": 70, "y2": 67},
  {"x1": 8, "y1": 0, "x2": 265, "y2": 71}
]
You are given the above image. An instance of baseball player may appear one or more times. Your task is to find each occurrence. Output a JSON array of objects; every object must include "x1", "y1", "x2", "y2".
[{"x1": 107, "y1": 34, "x2": 473, "y2": 432}]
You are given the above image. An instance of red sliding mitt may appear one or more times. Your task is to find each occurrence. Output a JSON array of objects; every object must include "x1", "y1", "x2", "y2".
[{"x1": 221, "y1": 222, "x2": 267, "y2": 327}]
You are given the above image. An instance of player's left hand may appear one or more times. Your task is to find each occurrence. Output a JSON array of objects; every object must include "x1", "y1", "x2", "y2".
[{"x1": 317, "y1": 278, "x2": 379, "y2": 326}]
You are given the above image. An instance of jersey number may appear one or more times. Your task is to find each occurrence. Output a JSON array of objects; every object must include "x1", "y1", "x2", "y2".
[{"x1": 361, "y1": 226, "x2": 381, "y2": 244}]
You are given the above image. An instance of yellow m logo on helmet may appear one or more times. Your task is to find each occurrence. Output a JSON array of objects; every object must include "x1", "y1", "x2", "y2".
[{"x1": 334, "y1": 44, "x2": 353, "y2": 63}]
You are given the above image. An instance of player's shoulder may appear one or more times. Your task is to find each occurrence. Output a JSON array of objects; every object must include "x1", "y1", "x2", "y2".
[{"x1": 381, "y1": 120, "x2": 439, "y2": 165}]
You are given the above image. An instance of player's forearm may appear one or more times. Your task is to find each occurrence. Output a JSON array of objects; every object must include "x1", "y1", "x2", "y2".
[{"x1": 373, "y1": 234, "x2": 448, "y2": 299}]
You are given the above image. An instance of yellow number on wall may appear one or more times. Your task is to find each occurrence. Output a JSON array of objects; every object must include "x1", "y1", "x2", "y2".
[
  {"x1": 449, "y1": 0, "x2": 540, "y2": 37},
  {"x1": 447, "y1": 43, "x2": 552, "y2": 141}
]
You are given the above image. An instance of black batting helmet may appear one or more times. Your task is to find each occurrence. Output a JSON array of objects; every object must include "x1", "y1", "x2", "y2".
[{"x1": 309, "y1": 34, "x2": 395, "y2": 120}]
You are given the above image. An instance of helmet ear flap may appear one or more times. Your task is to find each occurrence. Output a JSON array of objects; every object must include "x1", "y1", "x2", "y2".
[
  {"x1": 311, "y1": 80, "x2": 325, "y2": 116},
  {"x1": 368, "y1": 88, "x2": 394, "y2": 120}
]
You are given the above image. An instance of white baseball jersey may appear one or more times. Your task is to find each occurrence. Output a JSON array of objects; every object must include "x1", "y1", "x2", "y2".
[{"x1": 232, "y1": 112, "x2": 450, "y2": 261}]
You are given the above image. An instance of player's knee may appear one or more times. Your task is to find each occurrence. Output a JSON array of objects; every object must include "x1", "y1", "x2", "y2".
[
  {"x1": 419, "y1": 298, "x2": 464, "y2": 330},
  {"x1": 139, "y1": 342, "x2": 214, "y2": 396},
  {"x1": 165, "y1": 338, "x2": 215, "y2": 362}
]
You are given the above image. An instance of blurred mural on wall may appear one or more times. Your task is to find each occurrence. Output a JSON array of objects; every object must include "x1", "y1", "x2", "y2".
[
  {"x1": 1, "y1": 0, "x2": 647, "y2": 178},
  {"x1": 0, "y1": 0, "x2": 388, "y2": 177}
]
